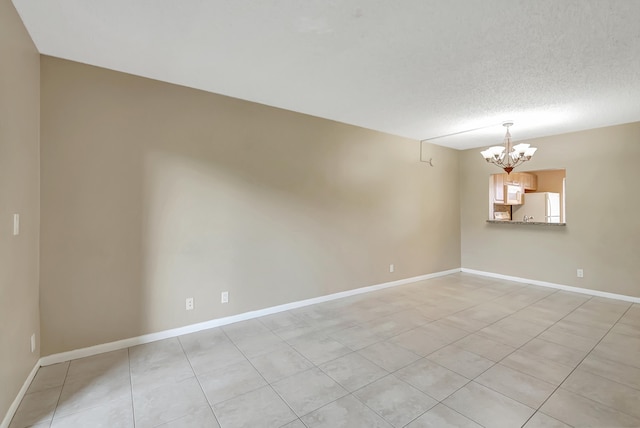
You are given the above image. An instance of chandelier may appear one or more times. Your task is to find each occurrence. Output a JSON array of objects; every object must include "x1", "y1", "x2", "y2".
[{"x1": 480, "y1": 122, "x2": 537, "y2": 174}]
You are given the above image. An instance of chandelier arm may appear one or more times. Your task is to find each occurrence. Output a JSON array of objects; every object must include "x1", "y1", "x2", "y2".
[{"x1": 479, "y1": 122, "x2": 536, "y2": 174}]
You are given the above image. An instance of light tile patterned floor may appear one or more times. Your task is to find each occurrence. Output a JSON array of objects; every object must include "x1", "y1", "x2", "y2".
[{"x1": 10, "y1": 273, "x2": 640, "y2": 428}]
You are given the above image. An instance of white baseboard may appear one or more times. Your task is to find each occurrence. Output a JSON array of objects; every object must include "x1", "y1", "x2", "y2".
[
  {"x1": 1, "y1": 359, "x2": 41, "y2": 428},
  {"x1": 9, "y1": 266, "x2": 635, "y2": 426},
  {"x1": 461, "y1": 268, "x2": 640, "y2": 303},
  {"x1": 39, "y1": 268, "x2": 461, "y2": 366}
]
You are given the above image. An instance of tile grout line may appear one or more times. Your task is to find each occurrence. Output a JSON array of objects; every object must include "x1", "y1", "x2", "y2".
[
  {"x1": 127, "y1": 348, "x2": 135, "y2": 428},
  {"x1": 45, "y1": 359, "x2": 71, "y2": 427},
  {"x1": 163, "y1": 286, "x2": 564, "y2": 428},
  {"x1": 399, "y1": 402, "x2": 487, "y2": 428},
  {"x1": 351, "y1": 279, "x2": 552, "y2": 370},
  {"x1": 218, "y1": 278, "x2": 515, "y2": 426},
  {"x1": 351, "y1": 278, "x2": 555, "y2": 428},
  {"x1": 125, "y1": 292, "x2": 632, "y2": 427},
  {"x1": 349, "y1": 279, "x2": 526, "y2": 335},
  {"x1": 88, "y1": 279, "x2": 554, "y2": 426},
  {"x1": 518, "y1": 300, "x2": 634, "y2": 427},
  {"x1": 475, "y1": 293, "x2": 590, "y2": 377},
  {"x1": 402, "y1": 289, "x2": 591, "y2": 427},
  {"x1": 220, "y1": 325, "x2": 303, "y2": 426},
  {"x1": 352, "y1": 372, "x2": 401, "y2": 417},
  {"x1": 449, "y1": 292, "x2": 590, "y2": 396},
  {"x1": 408, "y1": 283, "x2": 561, "y2": 386},
  {"x1": 348, "y1": 372, "x2": 478, "y2": 428},
  {"x1": 17, "y1": 275, "x2": 634, "y2": 428},
  {"x1": 472, "y1": 295, "x2": 600, "y2": 426},
  {"x1": 393, "y1": 289, "x2": 588, "y2": 427},
  {"x1": 181, "y1": 277, "x2": 521, "y2": 428},
  {"x1": 574, "y1": 353, "x2": 640, "y2": 391},
  {"x1": 302, "y1": 280, "x2": 562, "y2": 428},
  {"x1": 354, "y1": 288, "x2": 632, "y2": 427},
  {"x1": 272, "y1": 276, "x2": 527, "y2": 351},
  {"x1": 176, "y1": 336, "x2": 224, "y2": 428}
]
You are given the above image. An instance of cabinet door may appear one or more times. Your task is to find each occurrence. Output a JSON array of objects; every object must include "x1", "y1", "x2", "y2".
[
  {"x1": 519, "y1": 173, "x2": 538, "y2": 190},
  {"x1": 528, "y1": 174, "x2": 538, "y2": 190},
  {"x1": 505, "y1": 172, "x2": 520, "y2": 185},
  {"x1": 493, "y1": 174, "x2": 505, "y2": 203}
]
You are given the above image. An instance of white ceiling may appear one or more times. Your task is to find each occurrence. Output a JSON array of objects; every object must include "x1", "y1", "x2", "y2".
[{"x1": 12, "y1": 0, "x2": 640, "y2": 149}]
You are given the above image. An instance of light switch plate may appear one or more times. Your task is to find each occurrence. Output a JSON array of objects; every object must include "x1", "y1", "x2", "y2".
[{"x1": 13, "y1": 214, "x2": 19, "y2": 236}]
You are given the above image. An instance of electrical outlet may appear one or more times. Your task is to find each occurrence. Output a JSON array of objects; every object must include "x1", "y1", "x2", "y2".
[
  {"x1": 186, "y1": 297, "x2": 194, "y2": 310},
  {"x1": 577, "y1": 268, "x2": 584, "y2": 278},
  {"x1": 389, "y1": 264, "x2": 394, "y2": 273},
  {"x1": 30, "y1": 334, "x2": 36, "y2": 353},
  {"x1": 13, "y1": 214, "x2": 20, "y2": 236},
  {"x1": 221, "y1": 291, "x2": 229, "y2": 304}
]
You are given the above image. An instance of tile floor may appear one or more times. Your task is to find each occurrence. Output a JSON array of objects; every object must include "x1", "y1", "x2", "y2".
[{"x1": 9, "y1": 273, "x2": 640, "y2": 428}]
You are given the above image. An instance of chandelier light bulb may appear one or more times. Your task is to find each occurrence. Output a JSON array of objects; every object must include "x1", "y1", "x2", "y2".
[{"x1": 480, "y1": 122, "x2": 537, "y2": 174}]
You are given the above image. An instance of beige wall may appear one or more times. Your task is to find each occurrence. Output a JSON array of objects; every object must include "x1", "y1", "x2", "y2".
[
  {"x1": 532, "y1": 169, "x2": 565, "y2": 194},
  {"x1": 461, "y1": 122, "x2": 640, "y2": 297},
  {"x1": 40, "y1": 57, "x2": 461, "y2": 355},
  {"x1": 0, "y1": 0, "x2": 41, "y2": 420}
]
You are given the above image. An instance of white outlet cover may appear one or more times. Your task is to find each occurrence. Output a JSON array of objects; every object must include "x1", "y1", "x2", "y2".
[
  {"x1": 186, "y1": 298, "x2": 194, "y2": 310},
  {"x1": 13, "y1": 214, "x2": 20, "y2": 235},
  {"x1": 221, "y1": 292, "x2": 229, "y2": 303},
  {"x1": 30, "y1": 334, "x2": 36, "y2": 353}
]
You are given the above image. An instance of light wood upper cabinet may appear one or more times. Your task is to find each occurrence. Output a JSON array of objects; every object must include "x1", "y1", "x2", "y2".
[
  {"x1": 492, "y1": 172, "x2": 536, "y2": 205},
  {"x1": 503, "y1": 172, "x2": 538, "y2": 190},
  {"x1": 492, "y1": 173, "x2": 505, "y2": 203}
]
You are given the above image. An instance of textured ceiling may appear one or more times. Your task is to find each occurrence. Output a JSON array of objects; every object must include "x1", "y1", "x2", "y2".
[{"x1": 12, "y1": 0, "x2": 640, "y2": 149}]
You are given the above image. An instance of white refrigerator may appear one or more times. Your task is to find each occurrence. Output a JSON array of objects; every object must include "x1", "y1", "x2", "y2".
[{"x1": 513, "y1": 192, "x2": 561, "y2": 223}]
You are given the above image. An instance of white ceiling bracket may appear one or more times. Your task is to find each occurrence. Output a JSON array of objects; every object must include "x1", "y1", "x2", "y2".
[{"x1": 419, "y1": 140, "x2": 434, "y2": 166}]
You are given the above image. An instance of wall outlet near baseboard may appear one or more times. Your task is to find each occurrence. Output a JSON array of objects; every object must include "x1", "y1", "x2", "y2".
[
  {"x1": 577, "y1": 268, "x2": 584, "y2": 278},
  {"x1": 30, "y1": 334, "x2": 36, "y2": 353},
  {"x1": 186, "y1": 297, "x2": 194, "y2": 310},
  {"x1": 221, "y1": 291, "x2": 229, "y2": 304},
  {"x1": 389, "y1": 264, "x2": 394, "y2": 273},
  {"x1": 13, "y1": 213, "x2": 20, "y2": 235}
]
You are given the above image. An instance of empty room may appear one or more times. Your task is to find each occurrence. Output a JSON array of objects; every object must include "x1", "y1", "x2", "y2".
[{"x1": 2, "y1": 1, "x2": 639, "y2": 427}]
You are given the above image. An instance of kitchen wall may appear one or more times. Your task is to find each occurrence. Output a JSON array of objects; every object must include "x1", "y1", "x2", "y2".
[
  {"x1": 40, "y1": 56, "x2": 461, "y2": 355},
  {"x1": 0, "y1": 0, "x2": 41, "y2": 420},
  {"x1": 530, "y1": 169, "x2": 566, "y2": 221},
  {"x1": 532, "y1": 169, "x2": 565, "y2": 195},
  {"x1": 460, "y1": 122, "x2": 640, "y2": 297}
]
